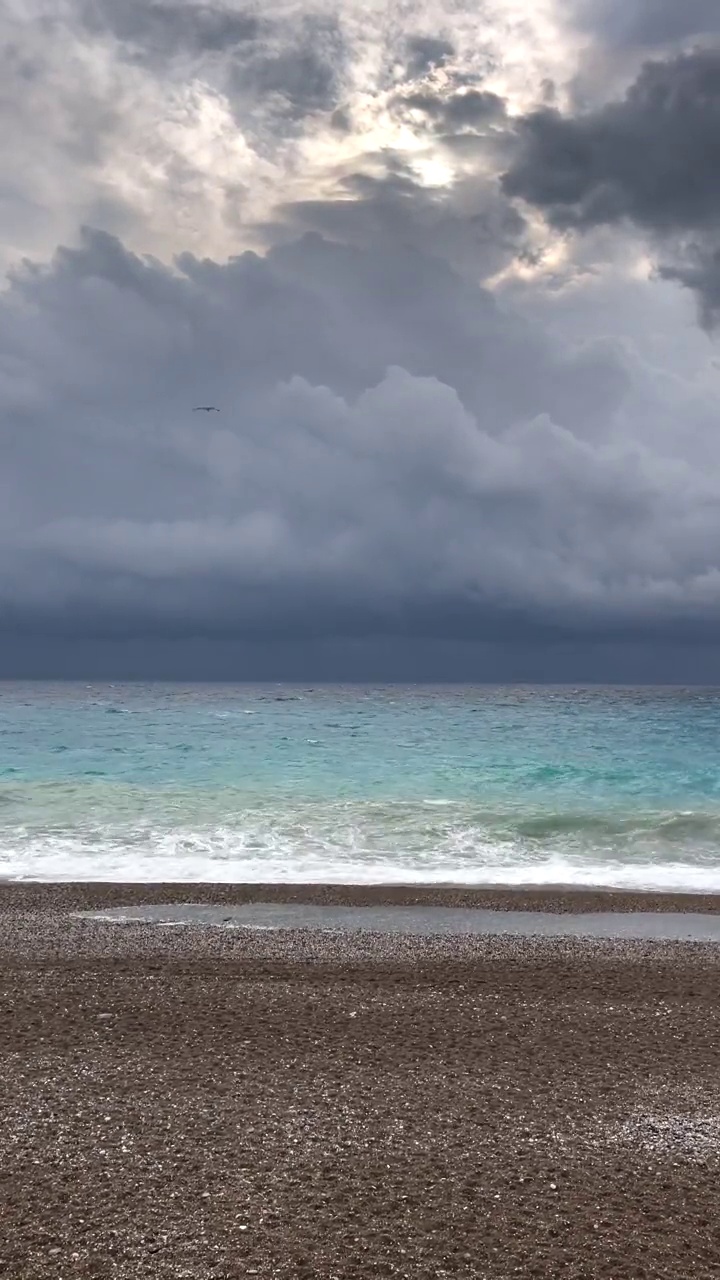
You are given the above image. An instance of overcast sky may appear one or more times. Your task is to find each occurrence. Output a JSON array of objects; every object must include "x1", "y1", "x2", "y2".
[{"x1": 2, "y1": 0, "x2": 720, "y2": 680}]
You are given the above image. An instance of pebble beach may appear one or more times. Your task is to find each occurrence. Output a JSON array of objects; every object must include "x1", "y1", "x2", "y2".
[{"x1": 2, "y1": 884, "x2": 720, "y2": 1278}]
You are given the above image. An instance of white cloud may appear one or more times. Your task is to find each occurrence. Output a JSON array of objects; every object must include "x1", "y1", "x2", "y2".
[{"x1": 0, "y1": 0, "x2": 580, "y2": 268}]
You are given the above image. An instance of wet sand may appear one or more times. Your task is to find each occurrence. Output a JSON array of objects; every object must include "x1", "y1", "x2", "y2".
[
  {"x1": 3, "y1": 880, "x2": 720, "y2": 914},
  {"x1": 2, "y1": 885, "x2": 720, "y2": 1278}
]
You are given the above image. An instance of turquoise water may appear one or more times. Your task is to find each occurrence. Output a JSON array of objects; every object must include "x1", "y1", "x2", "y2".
[{"x1": 2, "y1": 683, "x2": 720, "y2": 888}]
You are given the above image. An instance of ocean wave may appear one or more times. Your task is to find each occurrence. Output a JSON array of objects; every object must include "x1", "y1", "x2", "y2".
[
  {"x1": 2, "y1": 761, "x2": 720, "y2": 889},
  {"x1": 2, "y1": 839, "x2": 719, "y2": 892},
  {"x1": 2, "y1": 795, "x2": 720, "y2": 889}
]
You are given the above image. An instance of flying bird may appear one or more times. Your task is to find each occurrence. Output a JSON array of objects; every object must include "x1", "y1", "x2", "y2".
[{"x1": 193, "y1": 405, "x2": 220, "y2": 412}]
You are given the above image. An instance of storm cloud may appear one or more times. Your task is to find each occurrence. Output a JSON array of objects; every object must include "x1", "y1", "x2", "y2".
[
  {"x1": 78, "y1": 0, "x2": 260, "y2": 60},
  {"x1": 402, "y1": 88, "x2": 507, "y2": 131},
  {"x1": 2, "y1": 1, "x2": 720, "y2": 678},
  {"x1": 573, "y1": 0, "x2": 720, "y2": 50},
  {"x1": 1, "y1": 224, "x2": 719, "y2": 668},
  {"x1": 503, "y1": 50, "x2": 720, "y2": 232},
  {"x1": 503, "y1": 47, "x2": 720, "y2": 324}
]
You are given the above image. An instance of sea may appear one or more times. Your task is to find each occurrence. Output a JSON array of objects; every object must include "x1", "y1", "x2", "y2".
[{"x1": 2, "y1": 683, "x2": 720, "y2": 891}]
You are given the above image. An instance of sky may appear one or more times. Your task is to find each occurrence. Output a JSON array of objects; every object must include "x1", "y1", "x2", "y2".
[{"x1": 2, "y1": 0, "x2": 720, "y2": 680}]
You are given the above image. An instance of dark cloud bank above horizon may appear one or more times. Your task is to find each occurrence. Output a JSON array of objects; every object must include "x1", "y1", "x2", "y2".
[{"x1": 2, "y1": 0, "x2": 720, "y2": 681}]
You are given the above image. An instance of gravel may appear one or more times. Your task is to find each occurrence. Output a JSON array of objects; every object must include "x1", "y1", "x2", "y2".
[{"x1": 1, "y1": 886, "x2": 720, "y2": 1278}]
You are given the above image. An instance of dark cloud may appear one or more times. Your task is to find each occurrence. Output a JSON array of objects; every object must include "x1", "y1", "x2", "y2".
[
  {"x1": 267, "y1": 157, "x2": 526, "y2": 283},
  {"x1": 79, "y1": 0, "x2": 259, "y2": 59},
  {"x1": 574, "y1": 0, "x2": 720, "y2": 50},
  {"x1": 329, "y1": 106, "x2": 353, "y2": 133},
  {"x1": 231, "y1": 14, "x2": 346, "y2": 121},
  {"x1": 502, "y1": 48, "x2": 720, "y2": 323},
  {"x1": 76, "y1": 0, "x2": 346, "y2": 127},
  {"x1": 660, "y1": 244, "x2": 720, "y2": 329},
  {"x1": 8, "y1": 632, "x2": 720, "y2": 682},
  {"x1": 503, "y1": 50, "x2": 720, "y2": 232},
  {"x1": 403, "y1": 87, "x2": 507, "y2": 131},
  {"x1": 403, "y1": 35, "x2": 455, "y2": 77},
  {"x1": 5, "y1": 634, "x2": 720, "y2": 683},
  {"x1": 1, "y1": 223, "x2": 719, "y2": 666},
  {"x1": 3, "y1": 3, "x2": 720, "y2": 680}
]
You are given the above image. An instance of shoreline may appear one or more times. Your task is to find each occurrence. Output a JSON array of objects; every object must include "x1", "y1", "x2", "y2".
[{"x1": 3, "y1": 879, "x2": 720, "y2": 914}]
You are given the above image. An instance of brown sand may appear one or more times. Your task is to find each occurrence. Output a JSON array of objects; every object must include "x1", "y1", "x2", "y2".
[{"x1": 1, "y1": 886, "x2": 720, "y2": 1278}]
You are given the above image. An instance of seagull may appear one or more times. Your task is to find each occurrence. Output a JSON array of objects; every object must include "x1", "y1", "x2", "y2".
[{"x1": 193, "y1": 405, "x2": 220, "y2": 412}]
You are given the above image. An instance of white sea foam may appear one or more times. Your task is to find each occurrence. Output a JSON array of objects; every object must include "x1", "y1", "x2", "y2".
[{"x1": 2, "y1": 828, "x2": 720, "y2": 890}]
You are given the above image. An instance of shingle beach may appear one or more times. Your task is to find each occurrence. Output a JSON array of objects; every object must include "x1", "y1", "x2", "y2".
[{"x1": 1, "y1": 884, "x2": 720, "y2": 1279}]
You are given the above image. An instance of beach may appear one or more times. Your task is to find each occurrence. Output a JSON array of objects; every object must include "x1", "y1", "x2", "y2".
[{"x1": 2, "y1": 886, "x2": 720, "y2": 1278}]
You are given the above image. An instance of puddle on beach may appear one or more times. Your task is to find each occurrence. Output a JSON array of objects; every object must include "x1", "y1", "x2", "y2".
[{"x1": 78, "y1": 902, "x2": 720, "y2": 942}]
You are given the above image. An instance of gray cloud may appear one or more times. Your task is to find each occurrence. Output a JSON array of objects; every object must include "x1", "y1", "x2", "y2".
[
  {"x1": 1, "y1": 224, "x2": 720, "y2": 664},
  {"x1": 230, "y1": 13, "x2": 347, "y2": 122},
  {"x1": 403, "y1": 35, "x2": 455, "y2": 77},
  {"x1": 503, "y1": 48, "x2": 720, "y2": 323},
  {"x1": 79, "y1": 0, "x2": 346, "y2": 126},
  {"x1": 503, "y1": 50, "x2": 720, "y2": 232},
  {"x1": 0, "y1": 0, "x2": 361, "y2": 276},
  {"x1": 574, "y1": 0, "x2": 720, "y2": 50},
  {"x1": 4, "y1": 3, "x2": 720, "y2": 678},
  {"x1": 660, "y1": 245, "x2": 720, "y2": 329},
  {"x1": 79, "y1": 0, "x2": 260, "y2": 60},
  {"x1": 9, "y1": 632, "x2": 720, "y2": 683},
  {"x1": 269, "y1": 162, "x2": 527, "y2": 283},
  {"x1": 402, "y1": 87, "x2": 507, "y2": 131},
  {"x1": 0, "y1": 0, "x2": 561, "y2": 274}
]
